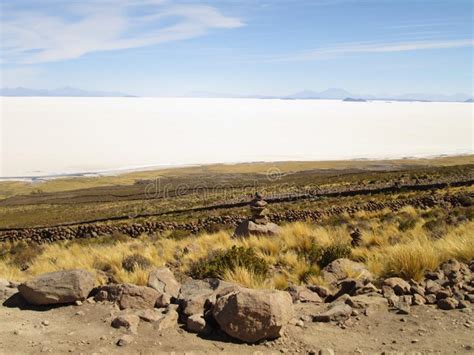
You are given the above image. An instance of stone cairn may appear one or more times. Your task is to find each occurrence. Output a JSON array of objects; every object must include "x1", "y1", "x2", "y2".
[{"x1": 234, "y1": 192, "x2": 281, "y2": 237}]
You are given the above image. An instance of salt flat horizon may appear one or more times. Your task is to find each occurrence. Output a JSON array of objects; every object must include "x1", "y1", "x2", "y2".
[{"x1": 1, "y1": 97, "x2": 473, "y2": 179}]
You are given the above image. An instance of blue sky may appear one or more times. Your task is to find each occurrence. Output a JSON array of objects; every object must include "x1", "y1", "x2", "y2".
[{"x1": 1, "y1": 0, "x2": 473, "y2": 96}]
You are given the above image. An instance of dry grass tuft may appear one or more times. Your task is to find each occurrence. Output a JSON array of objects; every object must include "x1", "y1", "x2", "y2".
[{"x1": 1, "y1": 207, "x2": 472, "y2": 286}]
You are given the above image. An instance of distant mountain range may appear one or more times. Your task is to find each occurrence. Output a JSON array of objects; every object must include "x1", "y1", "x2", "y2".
[
  {"x1": 186, "y1": 88, "x2": 473, "y2": 102},
  {"x1": 0, "y1": 86, "x2": 134, "y2": 97},
  {"x1": 280, "y1": 88, "x2": 473, "y2": 102},
  {"x1": 1, "y1": 86, "x2": 472, "y2": 102}
]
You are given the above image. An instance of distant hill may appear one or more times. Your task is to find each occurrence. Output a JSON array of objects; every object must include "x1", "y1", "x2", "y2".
[
  {"x1": 343, "y1": 97, "x2": 367, "y2": 102},
  {"x1": 1, "y1": 86, "x2": 135, "y2": 97},
  {"x1": 465, "y1": 98, "x2": 474, "y2": 103},
  {"x1": 283, "y1": 89, "x2": 472, "y2": 102}
]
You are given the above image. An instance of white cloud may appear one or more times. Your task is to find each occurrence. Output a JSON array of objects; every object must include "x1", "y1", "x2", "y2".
[
  {"x1": 1, "y1": 0, "x2": 243, "y2": 64},
  {"x1": 264, "y1": 39, "x2": 474, "y2": 62}
]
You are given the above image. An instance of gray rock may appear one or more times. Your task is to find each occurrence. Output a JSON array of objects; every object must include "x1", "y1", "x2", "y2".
[
  {"x1": 186, "y1": 314, "x2": 207, "y2": 333},
  {"x1": 412, "y1": 294, "x2": 426, "y2": 305},
  {"x1": 147, "y1": 267, "x2": 180, "y2": 298},
  {"x1": 111, "y1": 314, "x2": 140, "y2": 334},
  {"x1": 313, "y1": 304, "x2": 353, "y2": 322},
  {"x1": 287, "y1": 286, "x2": 323, "y2": 303},
  {"x1": 307, "y1": 285, "x2": 331, "y2": 299},
  {"x1": 18, "y1": 270, "x2": 94, "y2": 305},
  {"x1": 212, "y1": 287, "x2": 294, "y2": 343},
  {"x1": 178, "y1": 278, "x2": 237, "y2": 318},
  {"x1": 437, "y1": 297, "x2": 458, "y2": 310},
  {"x1": 322, "y1": 258, "x2": 373, "y2": 285},
  {"x1": 116, "y1": 334, "x2": 134, "y2": 346},
  {"x1": 410, "y1": 284, "x2": 426, "y2": 297},
  {"x1": 155, "y1": 292, "x2": 171, "y2": 308},
  {"x1": 425, "y1": 280, "x2": 442, "y2": 294},
  {"x1": 135, "y1": 309, "x2": 164, "y2": 322},
  {"x1": 440, "y1": 259, "x2": 461, "y2": 276},
  {"x1": 393, "y1": 299, "x2": 411, "y2": 314},
  {"x1": 155, "y1": 308, "x2": 179, "y2": 331},
  {"x1": 425, "y1": 294, "x2": 437, "y2": 304},
  {"x1": 234, "y1": 220, "x2": 281, "y2": 237},
  {"x1": 118, "y1": 284, "x2": 160, "y2": 310},
  {"x1": 345, "y1": 294, "x2": 388, "y2": 312},
  {"x1": 383, "y1": 277, "x2": 411, "y2": 295},
  {"x1": 436, "y1": 288, "x2": 452, "y2": 300}
]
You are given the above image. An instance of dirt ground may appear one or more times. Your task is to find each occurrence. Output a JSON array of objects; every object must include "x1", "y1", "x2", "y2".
[{"x1": 1, "y1": 295, "x2": 472, "y2": 355}]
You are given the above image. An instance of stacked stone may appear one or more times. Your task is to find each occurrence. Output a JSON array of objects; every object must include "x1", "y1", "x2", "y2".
[
  {"x1": 250, "y1": 192, "x2": 269, "y2": 225},
  {"x1": 234, "y1": 192, "x2": 281, "y2": 237}
]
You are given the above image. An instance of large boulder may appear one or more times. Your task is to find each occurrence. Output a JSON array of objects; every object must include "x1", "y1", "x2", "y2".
[
  {"x1": 234, "y1": 220, "x2": 281, "y2": 237},
  {"x1": 147, "y1": 267, "x2": 180, "y2": 298},
  {"x1": 18, "y1": 270, "x2": 94, "y2": 305},
  {"x1": 178, "y1": 278, "x2": 237, "y2": 318},
  {"x1": 212, "y1": 287, "x2": 293, "y2": 343},
  {"x1": 322, "y1": 258, "x2": 373, "y2": 285},
  {"x1": 118, "y1": 284, "x2": 160, "y2": 310}
]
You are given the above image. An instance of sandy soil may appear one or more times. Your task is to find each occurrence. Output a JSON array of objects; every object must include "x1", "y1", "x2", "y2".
[{"x1": 1, "y1": 295, "x2": 472, "y2": 355}]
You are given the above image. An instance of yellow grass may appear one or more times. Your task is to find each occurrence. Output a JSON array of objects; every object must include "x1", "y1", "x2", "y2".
[
  {"x1": 1, "y1": 212, "x2": 473, "y2": 287},
  {"x1": 222, "y1": 266, "x2": 270, "y2": 289}
]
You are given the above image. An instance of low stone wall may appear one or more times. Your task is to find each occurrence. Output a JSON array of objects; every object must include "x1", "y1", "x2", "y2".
[{"x1": 0, "y1": 191, "x2": 471, "y2": 245}]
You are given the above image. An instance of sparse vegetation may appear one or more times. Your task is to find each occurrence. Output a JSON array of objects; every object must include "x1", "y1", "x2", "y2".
[
  {"x1": 0, "y1": 158, "x2": 472, "y2": 288},
  {"x1": 1, "y1": 204, "x2": 472, "y2": 286},
  {"x1": 190, "y1": 246, "x2": 269, "y2": 280}
]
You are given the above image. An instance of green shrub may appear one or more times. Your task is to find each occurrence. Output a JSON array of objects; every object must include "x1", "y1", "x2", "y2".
[
  {"x1": 317, "y1": 244, "x2": 352, "y2": 268},
  {"x1": 397, "y1": 215, "x2": 417, "y2": 232},
  {"x1": 423, "y1": 219, "x2": 448, "y2": 238},
  {"x1": 122, "y1": 253, "x2": 152, "y2": 272},
  {"x1": 304, "y1": 244, "x2": 322, "y2": 265},
  {"x1": 190, "y1": 246, "x2": 268, "y2": 279}
]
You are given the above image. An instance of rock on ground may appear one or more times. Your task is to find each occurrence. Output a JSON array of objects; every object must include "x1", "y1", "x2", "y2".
[
  {"x1": 234, "y1": 220, "x2": 281, "y2": 237},
  {"x1": 117, "y1": 284, "x2": 160, "y2": 310},
  {"x1": 212, "y1": 287, "x2": 294, "y2": 343},
  {"x1": 111, "y1": 314, "x2": 140, "y2": 334},
  {"x1": 178, "y1": 278, "x2": 237, "y2": 318},
  {"x1": 313, "y1": 304, "x2": 353, "y2": 322},
  {"x1": 18, "y1": 270, "x2": 94, "y2": 305},
  {"x1": 186, "y1": 314, "x2": 207, "y2": 333},
  {"x1": 147, "y1": 267, "x2": 180, "y2": 298},
  {"x1": 322, "y1": 258, "x2": 373, "y2": 285}
]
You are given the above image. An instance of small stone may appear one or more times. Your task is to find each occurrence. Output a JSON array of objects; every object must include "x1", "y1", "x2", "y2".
[
  {"x1": 75, "y1": 300, "x2": 83, "y2": 306},
  {"x1": 75, "y1": 311, "x2": 85, "y2": 316},
  {"x1": 436, "y1": 289, "x2": 452, "y2": 300},
  {"x1": 412, "y1": 294, "x2": 426, "y2": 305},
  {"x1": 186, "y1": 314, "x2": 207, "y2": 333},
  {"x1": 116, "y1": 334, "x2": 134, "y2": 347},
  {"x1": 319, "y1": 349, "x2": 335, "y2": 355},
  {"x1": 42, "y1": 320, "x2": 50, "y2": 326},
  {"x1": 411, "y1": 339, "x2": 419, "y2": 343},
  {"x1": 393, "y1": 300, "x2": 410, "y2": 315},
  {"x1": 437, "y1": 297, "x2": 459, "y2": 310},
  {"x1": 425, "y1": 294, "x2": 437, "y2": 304},
  {"x1": 313, "y1": 304, "x2": 352, "y2": 322},
  {"x1": 111, "y1": 314, "x2": 140, "y2": 334}
]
